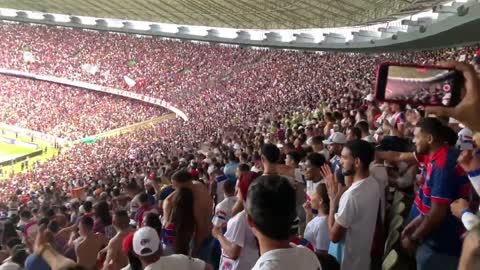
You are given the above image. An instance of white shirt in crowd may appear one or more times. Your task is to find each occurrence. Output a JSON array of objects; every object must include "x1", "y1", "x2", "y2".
[
  {"x1": 128, "y1": 193, "x2": 142, "y2": 216},
  {"x1": 0, "y1": 262, "x2": 21, "y2": 270},
  {"x1": 294, "y1": 168, "x2": 305, "y2": 184},
  {"x1": 369, "y1": 163, "x2": 388, "y2": 222},
  {"x1": 462, "y1": 173, "x2": 480, "y2": 231},
  {"x1": 304, "y1": 215, "x2": 330, "y2": 251},
  {"x1": 215, "y1": 176, "x2": 229, "y2": 203},
  {"x1": 362, "y1": 135, "x2": 376, "y2": 144},
  {"x1": 219, "y1": 210, "x2": 259, "y2": 270},
  {"x1": 306, "y1": 180, "x2": 322, "y2": 200},
  {"x1": 335, "y1": 176, "x2": 380, "y2": 270},
  {"x1": 143, "y1": 254, "x2": 205, "y2": 270},
  {"x1": 251, "y1": 244, "x2": 322, "y2": 270},
  {"x1": 213, "y1": 196, "x2": 237, "y2": 227},
  {"x1": 320, "y1": 149, "x2": 330, "y2": 161}
]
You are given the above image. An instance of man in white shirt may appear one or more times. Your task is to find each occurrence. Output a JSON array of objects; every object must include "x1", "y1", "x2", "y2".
[
  {"x1": 323, "y1": 132, "x2": 347, "y2": 187},
  {"x1": 311, "y1": 136, "x2": 330, "y2": 160},
  {"x1": 211, "y1": 170, "x2": 229, "y2": 205},
  {"x1": 324, "y1": 139, "x2": 380, "y2": 270},
  {"x1": 304, "y1": 153, "x2": 327, "y2": 199},
  {"x1": 212, "y1": 180, "x2": 237, "y2": 228},
  {"x1": 132, "y1": 227, "x2": 213, "y2": 270},
  {"x1": 246, "y1": 175, "x2": 322, "y2": 270},
  {"x1": 126, "y1": 182, "x2": 143, "y2": 218},
  {"x1": 356, "y1": 121, "x2": 376, "y2": 144}
]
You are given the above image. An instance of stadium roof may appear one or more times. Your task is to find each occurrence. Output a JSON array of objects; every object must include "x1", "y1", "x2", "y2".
[{"x1": 0, "y1": 0, "x2": 448, "y2": 29}]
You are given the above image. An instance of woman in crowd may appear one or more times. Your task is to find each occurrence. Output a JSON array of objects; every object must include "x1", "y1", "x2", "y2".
[
  {"x1": 162, "y1": 188, "x2": 195, "y2": 256},
  {"x1": 303, "y1": 183, "x2": 330, "y2": 252}
]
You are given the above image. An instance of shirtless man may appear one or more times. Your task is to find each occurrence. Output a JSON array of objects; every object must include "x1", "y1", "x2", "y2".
[
  {"x1": 101, "y1": 210, "x2": 131, "y2": 270},
  {"x1": 69, "y1": 216, "x2": 108, "y2": 269},
  {"x1": 163, "y1": 169, "x2": 213, "y2": 259}
]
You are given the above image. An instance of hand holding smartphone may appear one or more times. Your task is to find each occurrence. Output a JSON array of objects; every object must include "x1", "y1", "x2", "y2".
[{"x1": 374, "y1": 63, "x2": 464, "y2": 107}]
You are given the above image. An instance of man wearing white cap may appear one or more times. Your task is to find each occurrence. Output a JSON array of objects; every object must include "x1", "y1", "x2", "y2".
[
  {"x1": 323, "y1": 132, "x2": 347, "y2": 186},
  {"x1": 133, "y1": 227, "x2": 212, "y2": 270}
]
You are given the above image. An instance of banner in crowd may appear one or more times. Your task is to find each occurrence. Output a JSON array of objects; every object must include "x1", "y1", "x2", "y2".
[
  {"x1": 0, "y1": 68, "x2": 188, "y2": 122},
  {"x1": 23, "y1": 52, "x2": 35, "y2": 63},
  {"x1": 81, "y1": 64, "x2": 99, "y2": 75},
  {"x1": 123, "y1": 75, "x2": 136, "y2": 87}
]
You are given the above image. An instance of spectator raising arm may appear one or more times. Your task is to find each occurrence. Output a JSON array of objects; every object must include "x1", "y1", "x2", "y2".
[
  {"x1": 34, "y1": 227, "x2": 78, "y2": 270},
  {"x1": 321, "y1": 164, "x2": 346, "y2": 243}
]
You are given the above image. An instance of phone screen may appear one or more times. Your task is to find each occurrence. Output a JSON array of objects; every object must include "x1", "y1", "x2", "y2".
[{"x1": 384, "y1": 66, "x2": 457, "y2": 106}]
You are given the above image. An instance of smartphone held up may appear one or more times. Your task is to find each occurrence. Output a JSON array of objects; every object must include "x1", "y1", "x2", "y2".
[{"x1": 374, "y1": 63, "x2": 464, "y2": 107}]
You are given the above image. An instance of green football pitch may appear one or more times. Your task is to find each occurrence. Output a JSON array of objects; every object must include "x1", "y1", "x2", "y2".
[
  {"x1": 0, "y1": 133, "x2": 58, "y2": 179},
  {"x1": 0, "y1": 141, "x2": 35, "y2": 161}
]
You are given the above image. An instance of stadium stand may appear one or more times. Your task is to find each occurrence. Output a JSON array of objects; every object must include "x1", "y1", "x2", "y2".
[{"x1": 0, "y1": 12, "x2": 480, "y2": 270}]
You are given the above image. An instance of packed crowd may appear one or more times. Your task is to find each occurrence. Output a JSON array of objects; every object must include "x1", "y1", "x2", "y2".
[
  {"x1": 1, "y1": 22, "x2": 480, "y2": 270},
  {"x1": 0, "y1": 75, "x2": 166, "y2": 140}
]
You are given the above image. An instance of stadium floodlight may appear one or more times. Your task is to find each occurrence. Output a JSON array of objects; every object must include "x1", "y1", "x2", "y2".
[
  {"x1": 122, "y1": 21, "x2": 134, "y2": 29},
  {"x1": 43, "y1": 14, "x2": 55, "y2": 22},
  {"x1": 352, "y1": 31, "x2": 378, "y2": 42},
  {"x1": 416, "y1": 17, "x2": 434, "y2": 25},
  {"x1": 402, "y1": 18, "x2": 430, "y2": 33},
  {"x1": 292, "y1": 33, "x2": 314, "y2": 43},
  {"x1": 235, "y1": 30, "x2": 251, "y2": 41},
  {"x1": 379, "y1": 26, "x2": 405, "y2": 39},
  {"x1": 149, "y1": 24, "x2": 162, "y2": 32},
  {"x1": 206, "y1": 29, "x2": 220, "y2": 38},
  {"x1": 177, "y1": 26, "x2": 190, "y2": 35},
  {"x1": 457, "y1": 5, "x2": 469, "y2": 16},
  {"x1": 15, "y1": 11, "x2": 28, "y2": 19},
  {"x1": 451, "y1": 1, "x2": 467, "y2": 8},
  {"x1": 401, "y1": 18, "x2": 432, "y2": 26},
  {"x1": 264, "y1": 32, "x2": 282, "y2": 42},
  {"x1": 70, "y1": 16, "x2": 82, "y2": 24},
  {"x1": 433, "y1": 4, "x2": 458, "y2": 14},
  {"x1": 322, "y1": 33, "x2": 346, "y2": 44},
  {"x1": 95, "y1": 19, "x2": 108, "y2": 27}
]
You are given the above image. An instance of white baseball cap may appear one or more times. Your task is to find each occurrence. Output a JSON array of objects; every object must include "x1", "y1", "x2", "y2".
[
  {"x1": 323, "y1": 132, "x2": 347, "y2": 145},
  {"x1": 133, "y1": 227, "x2": 161, "y2": 256}
]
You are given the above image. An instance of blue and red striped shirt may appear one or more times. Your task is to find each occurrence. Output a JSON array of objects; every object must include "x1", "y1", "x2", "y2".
[{"x1": 411, "y1": 145, "x2": 471, "y2": 255}]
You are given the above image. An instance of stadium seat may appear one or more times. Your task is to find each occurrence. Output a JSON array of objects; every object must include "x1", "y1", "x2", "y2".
[
  {"x1": 382, "y1": 250, "x2": 399, "y2": 270},
  {"x1": 384, "y1": 229, "x2": 400, "y2": 257},
  {"x1": 388, "y1": 215, "x2": 404, "y2": 234},
  {"x1": 388, "y1": 202, "x2": 406, "y2": 221},
  {"x1": 392, "y1": 191, "x2": 404, "y2": 206}
]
